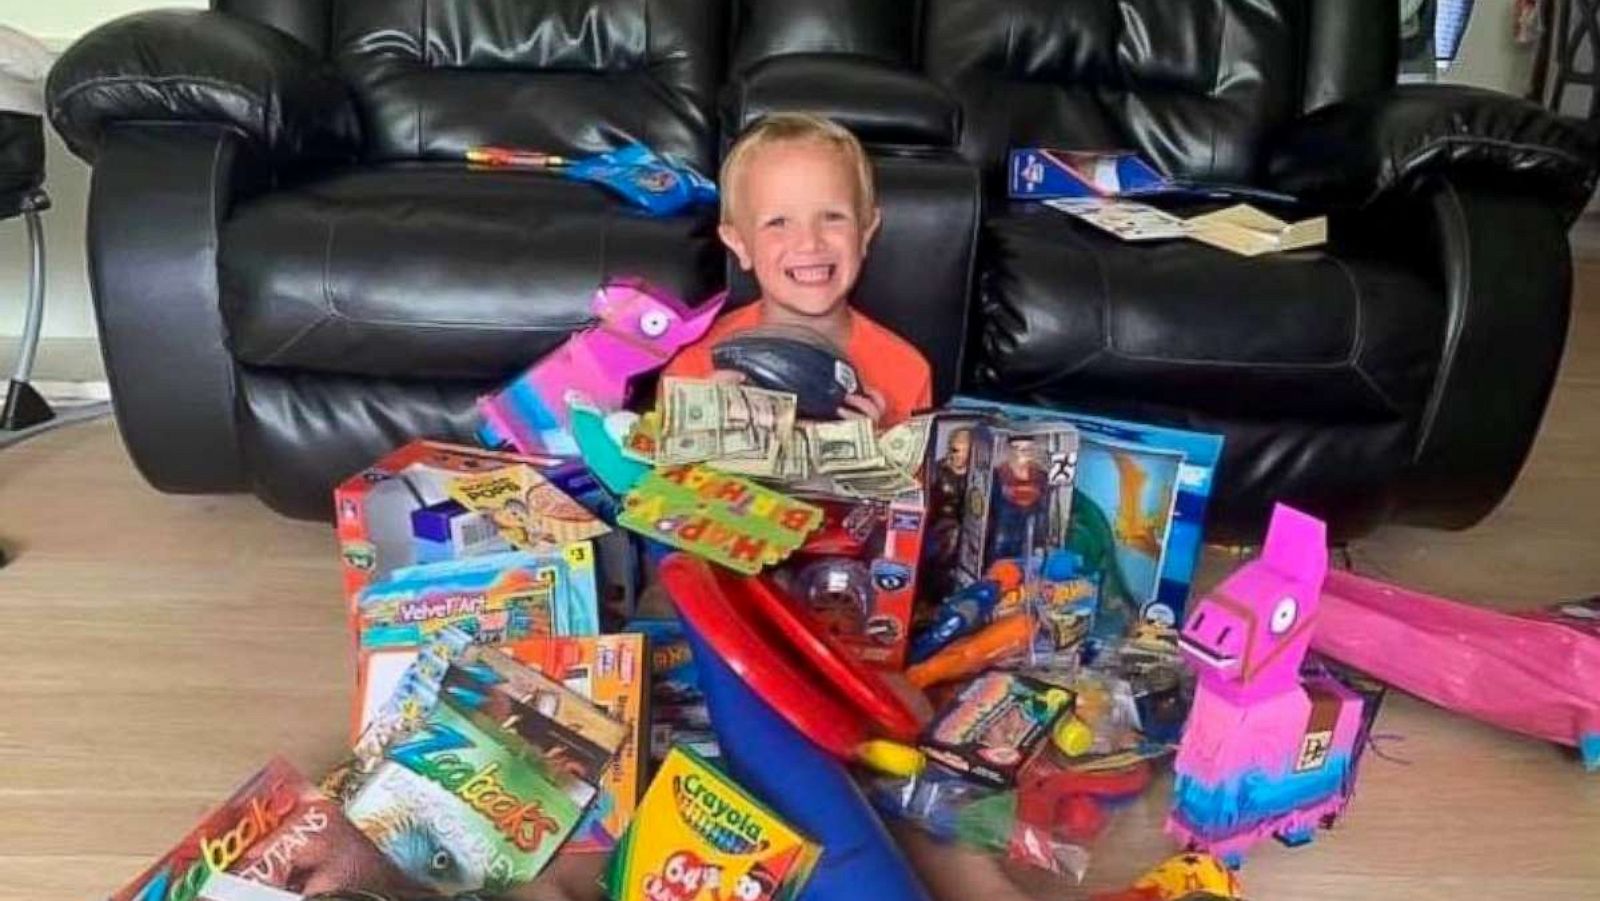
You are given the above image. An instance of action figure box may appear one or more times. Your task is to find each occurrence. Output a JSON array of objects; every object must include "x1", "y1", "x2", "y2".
[
  {"x1": 775, "y1": 488, "x2": 928, "y2": 670},
  {"x1": 952, "y1": 398, "x2": 1223, "y2": 632},
  {"x1": 335, "y1": 440, "x2": 639, "y2": 623},
  {"x1": 955, "y1": 419, "x2": 1080, "y2": 615}
]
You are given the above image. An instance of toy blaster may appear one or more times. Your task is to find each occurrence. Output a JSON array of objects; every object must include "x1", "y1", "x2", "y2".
[
  {"x1": 908, "y1": 580, "x2": 1002, "y2": 664},
  {"x1": 467, "y1": 143, "x2": 716, "y2": 216}
]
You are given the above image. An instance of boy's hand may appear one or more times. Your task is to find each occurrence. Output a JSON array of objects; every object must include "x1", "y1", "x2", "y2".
[
  {"x1": 839, "y1": 387, "x2": 887, "y2": 426},
  {"x1": 708, "y1": 369, "x2": 746, "y2": 386}
]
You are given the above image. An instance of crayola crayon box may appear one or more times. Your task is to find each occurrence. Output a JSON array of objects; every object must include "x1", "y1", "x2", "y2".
[{"x1": 603, "y1": 746, "x2": 820, "y2": 901}]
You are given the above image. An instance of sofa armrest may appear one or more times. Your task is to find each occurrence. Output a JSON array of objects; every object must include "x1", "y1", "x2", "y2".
[
  {"x1": 722, "y1": 54, "x2": 961, "y2": 149},
  {"x1": 1390, "y1": 178, "x2": 1572, "y2": 529},
  {"x1": 1267, "y1": 85, "x2": 1599, "y2": 222},
  {"x1": 87, "y1": 124, "x2": 262, "y2": 493},
  {"x1": 48, "y1": 9, "x2": 359, "y2": 167}
]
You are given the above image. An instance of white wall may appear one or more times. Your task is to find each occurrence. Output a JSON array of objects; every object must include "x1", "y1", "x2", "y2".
[
  {"x1": 1439, "y1": 0, "x2": 1537, "y2": 94},
  {"x1": 1, "y1": 2, "x2": 203, "y2": 341}
]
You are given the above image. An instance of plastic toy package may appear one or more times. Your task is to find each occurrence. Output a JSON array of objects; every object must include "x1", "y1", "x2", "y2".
[{"x1": 869, "y1": 768, "x2": 1093, "y2": 883}]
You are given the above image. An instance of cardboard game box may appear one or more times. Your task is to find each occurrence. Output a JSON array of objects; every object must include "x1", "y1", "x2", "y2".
[
  {"x1": 503, "y1": 633, "x2": 651, "y2": 853},
  {"x1": 920, "y1": 671, "x2": 1075, "y2": 788},
  {"x1": 335, "y1": 440, "x2": 639, "y2": 624},
  {"x1": 955, "y1": 419, "x2": 1080, "y2": 612},
  {"x1": 628, "y1": 617, "x2": 720, "y2": 765},
  {"x1": 776, "y1": 488, "x2": 928, "y2": 669}
]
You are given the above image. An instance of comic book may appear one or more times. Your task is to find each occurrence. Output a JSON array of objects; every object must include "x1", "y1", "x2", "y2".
[
  {"x1": 502, "y1": 633, "x2": 650, "y2": 852},
  {"x1": 110, "y1": 757, "x2": 415, "y2": 901},
  {"x1": 344, "y1": 696, "x2": 588, "y2": 894}
]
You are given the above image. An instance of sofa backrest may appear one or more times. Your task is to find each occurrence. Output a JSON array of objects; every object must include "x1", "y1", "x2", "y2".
[
  {"x1": 728, "y1": 0, "x2": 919, "y2": 74},
  {"x1": 221, "y1": 0, "x2": 726, "y2": 173},
  {"x1": 922, "y1": 0, "x2": 1397, "y2": 186}
]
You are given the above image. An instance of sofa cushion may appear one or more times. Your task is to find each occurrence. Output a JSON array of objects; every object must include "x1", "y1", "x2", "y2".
[
  {"x1": 923, "y1": 0, "x2": 1302, "y2": 187},
  {"x1": 219, "y1": 164, "x2": 722, "y2": 381},
  {"x1": 970, "y1": 203, "x2": 1443, "y2": 421}
]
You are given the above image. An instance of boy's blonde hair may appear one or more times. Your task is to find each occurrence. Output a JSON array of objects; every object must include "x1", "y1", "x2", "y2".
[{"x1": 719, "y1": 113, "x2": 876, "y2": 224}]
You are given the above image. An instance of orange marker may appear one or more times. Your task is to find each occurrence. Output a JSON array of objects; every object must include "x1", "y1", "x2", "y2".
[{"x1": 906, "y1": 613, "x2": 1033, "y2": 689}]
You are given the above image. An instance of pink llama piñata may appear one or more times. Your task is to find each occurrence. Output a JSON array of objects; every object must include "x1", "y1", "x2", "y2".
[
  {"x1": 1166, "y1": 504, "x2": 1365, "y2": 865},
  {"x1": 478, "y1": 279, "x2": 725, "y2": 455}
]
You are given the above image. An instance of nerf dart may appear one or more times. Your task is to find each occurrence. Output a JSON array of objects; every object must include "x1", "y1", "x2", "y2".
[
  {"x1": 906, "y1": 613, "x2": 1033, "y2": 690},
  {"x1": 908, "y1": 580, "x2": 1002, "y2": 664}
]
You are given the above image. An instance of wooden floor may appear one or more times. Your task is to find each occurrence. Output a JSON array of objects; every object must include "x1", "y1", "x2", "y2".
[{"x1": 3, "y1": 271, "x2": 1600, "y2": 901}]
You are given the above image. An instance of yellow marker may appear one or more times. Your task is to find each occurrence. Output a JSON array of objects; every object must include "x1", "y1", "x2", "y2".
[
  {"x1": 1053, "y1": 716, "x2": 1095, "y2": 757},
  {"x1": 859, "y1": 740, "x2": 926, "y2": 777}
]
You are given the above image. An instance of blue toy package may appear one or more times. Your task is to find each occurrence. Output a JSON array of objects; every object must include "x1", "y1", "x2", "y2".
[
  {"x1": 1010, "y1": 149, "x2": 1172, "y2": 200},
  {"x1": 1008, "y1": 147, "x2": 1301, "y2": 206},
  {"x1": 564, "y1": 144, "x2": 717, "y2": 216},
  {"x1": 952, "y1": 397, "x2": 1224, "y2": 630},
  {"x1": 626, "y1": 617, "x2": 720, "y2": 763}
]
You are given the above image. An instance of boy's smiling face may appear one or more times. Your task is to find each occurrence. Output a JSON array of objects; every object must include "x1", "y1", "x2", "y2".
[{"x1": 719, "y1": 138, "x2": 881, "y2": 321}]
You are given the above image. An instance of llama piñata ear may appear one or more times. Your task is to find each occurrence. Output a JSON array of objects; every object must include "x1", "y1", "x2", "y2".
[
  {"x1": 1260, "y1": 503, "x2": 1328, "y2": 587},
  {"x1": 676, "y1": 290, "x2": 729, "y2": 345}
]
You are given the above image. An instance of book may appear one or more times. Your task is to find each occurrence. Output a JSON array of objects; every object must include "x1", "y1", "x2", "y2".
[
  {"x1": 111, "y1": 757, "x2": 416, "y2": 901},
  {"x1": 603, "y1": 746, "x2": 821, "y2": 901},
  {"x1": 343, "y1": 695, "x2": 589, "y2": 894},
  {"x1": 502, "y1": 634, "x2": 651, "y2": 853}
]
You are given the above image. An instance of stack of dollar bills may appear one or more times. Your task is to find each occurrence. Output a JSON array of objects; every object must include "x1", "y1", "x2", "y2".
[{"x1": 649, "y1": 377, "x2": 931, "y2": 500}]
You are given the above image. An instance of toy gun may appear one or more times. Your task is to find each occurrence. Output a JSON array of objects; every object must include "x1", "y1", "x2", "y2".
[
  {"x1": 467, "y1": 143, "x2": 717, "y2": 216},
  {"x1": 908, "y1": 580, "x2": 1002, "y2": 664},
  {"x1": 905, "y1": 614, "x2": 1034, "y2": 689}
]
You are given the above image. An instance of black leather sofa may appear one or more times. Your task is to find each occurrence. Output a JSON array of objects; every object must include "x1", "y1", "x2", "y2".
[{"x1": 45, "y1": 0, "x2": 1598, "y2": 543}]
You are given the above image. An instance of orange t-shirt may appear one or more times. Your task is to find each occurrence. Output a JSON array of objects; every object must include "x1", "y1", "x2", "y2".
[{"x1": 661, "y1": 305, "x2": 933, "y2": 426}]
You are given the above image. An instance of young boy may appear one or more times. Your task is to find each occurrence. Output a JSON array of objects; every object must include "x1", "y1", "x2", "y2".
[{"x1": 662, "y1": 114, "x2": 932, "y2": 427}]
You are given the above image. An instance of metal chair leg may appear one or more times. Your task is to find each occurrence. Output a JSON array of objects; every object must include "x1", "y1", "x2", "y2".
[{"x1": 3, "y1": 204, "x2": 54, "y2": 430}]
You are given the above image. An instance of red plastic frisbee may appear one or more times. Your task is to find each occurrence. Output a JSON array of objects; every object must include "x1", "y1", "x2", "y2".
[
  {"x1": 728, "y1": 567, "x2": 921, "y2": 742},
  {"x1": 659, "y1": 554, "x2": 920, "y2": 756}
]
